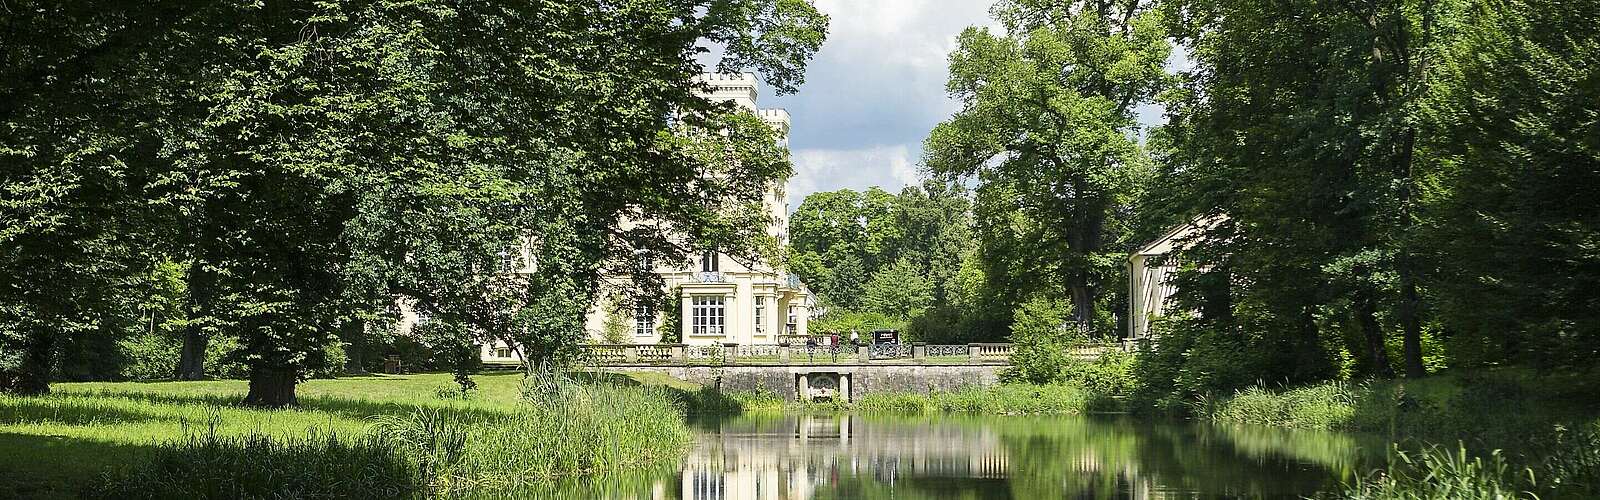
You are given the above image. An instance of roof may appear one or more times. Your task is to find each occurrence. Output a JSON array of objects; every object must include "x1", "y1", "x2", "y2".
[{"x1": 1134, "y1": 213, "x2": 1227, "y2": 257}]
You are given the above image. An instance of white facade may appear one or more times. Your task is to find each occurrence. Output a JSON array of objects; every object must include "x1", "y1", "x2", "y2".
[
  {"x1": 479, "y1": 74, "x2": 812, "y2": 363},
  {"x1": 582, "y1": 73, "x2": 811, "y2": 348},
  {"x1": 1127, "y1": 215, "x2": 1224, "y2": 339}
]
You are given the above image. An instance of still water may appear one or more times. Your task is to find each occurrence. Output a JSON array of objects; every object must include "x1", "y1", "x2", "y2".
[{"x1": 512, "y1": 413, "x2": 1381, "y2": 500}]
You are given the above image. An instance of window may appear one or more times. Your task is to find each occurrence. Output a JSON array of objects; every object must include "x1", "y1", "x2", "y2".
[
  {"x1": 700, "y1": 250, "x2": 719, "y2": 272},
  {"x1": 494, "y1": 347, "x2": 511, "y2": 358},
  {"x1": 497, "y1": 247, "x2": 519, "y2": 273},
  {"x1": 634, "y1": 303, "x2": 655, "y2": 337},
  {"x1": 753, "y1": 297, "x2": 766, "y2": 335},
  {"x1": 786, "y1": 305, "x2": 798, "y2": 335},
  {"x1": 691, "y1": 296, "x2": 725, "y2": 335}
]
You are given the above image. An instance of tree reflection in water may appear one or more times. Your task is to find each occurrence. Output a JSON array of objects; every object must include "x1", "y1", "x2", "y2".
[{"x1": 448, "y1": 413, "x2": 1382, "y2": 500}]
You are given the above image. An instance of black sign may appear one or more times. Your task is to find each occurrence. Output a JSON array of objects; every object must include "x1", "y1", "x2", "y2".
[{"x1": 872, "y1": 329, "x2": 899, "y2": 345}]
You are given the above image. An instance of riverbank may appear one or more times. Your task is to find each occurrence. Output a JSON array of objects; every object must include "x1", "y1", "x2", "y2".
[
  {"x1": 1199, "y1": 370, "x2": 1600, "y2": 498},
  {"x1": 0, "y1": 372, "x2": 692, "y2": 499},
  {"x1": 683, "y1": 381, "x2": 1110, "y2": 415}
]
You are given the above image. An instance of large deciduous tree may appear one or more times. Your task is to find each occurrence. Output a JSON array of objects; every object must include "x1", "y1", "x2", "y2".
[
  {"x1": 924, "y1": 0, "x2": 1168, "y2": 334},
  {"x1": 1, "y1": 0, "x2": 827, "y2": 403}
]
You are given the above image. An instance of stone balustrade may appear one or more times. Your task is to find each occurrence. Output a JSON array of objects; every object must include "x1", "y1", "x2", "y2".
[{"x1": 573, "y1": 342, "x2": 1023, "y2": 366}]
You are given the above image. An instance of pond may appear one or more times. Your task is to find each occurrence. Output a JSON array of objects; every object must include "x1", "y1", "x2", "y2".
[{"x1": 489, "y1": 413, "x2": 1384, "y2": 499}]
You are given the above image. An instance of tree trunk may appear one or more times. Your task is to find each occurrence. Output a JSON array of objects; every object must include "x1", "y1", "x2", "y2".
[
  {"x1": 242, "y1": 367, "x2": 299, "y2": 407},
  {"x1": 1, "y1": 328, "x2": 54, "y2": 395},
  {"x1": 1397, "y1": 253, "x2": 1426, "y2": 378},
  {"x1": 1069, "y1": 280, "x2": 1096, "y2": 333},
  {"x1": 1355, "y1": 287, "x2": 1395, "y2": 378},
  {"x1": 343, "y1": 319, "x2": 367, "y2": 375},
  {"x1": 175, "y1": 326, "x2": 208, "y2": 380},
  {"x1": 176, "y1": 263, "x2": 214, "y2": 380}
]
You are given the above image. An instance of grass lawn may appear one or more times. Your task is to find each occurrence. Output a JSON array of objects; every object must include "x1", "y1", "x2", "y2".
[{"x1": 0, "y1": 371, "x2": 692, "y2": 500}]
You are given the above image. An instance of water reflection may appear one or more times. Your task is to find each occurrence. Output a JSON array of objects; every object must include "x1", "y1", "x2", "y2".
[{"x1": 461, "y1": 413, "x2": 1381, "y2": 500}]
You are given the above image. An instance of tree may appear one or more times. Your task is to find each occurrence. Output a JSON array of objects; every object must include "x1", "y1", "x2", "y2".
[
  {"x1": 1418, "y1": 0, "x2": 1600, "y2": 371},
  {"x1": 862, "y1": 258, "x2": 935, "y2": 320},
  {"x1": 1157, "y1": 0, "x2": 1450, "y2": 379},
  {"x1": 1006, "y1": 296, "x2": 1079, "y2": 384},
  {"x1": 1, "y1": 0, "x2": 828, "y2": 402},
  {"x1": 924, "y1": 0, "x2": 1168, "y2": 334}
]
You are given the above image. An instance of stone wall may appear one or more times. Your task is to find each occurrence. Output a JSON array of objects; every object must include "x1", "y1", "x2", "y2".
[{"x1": 608, "y1": 364, "x2": 1007, "y2": 401}]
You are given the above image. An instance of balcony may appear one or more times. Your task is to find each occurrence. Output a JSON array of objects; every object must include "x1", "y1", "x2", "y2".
[{"x1": 692, "y1": 271, "x2": 727, "y2": 283}]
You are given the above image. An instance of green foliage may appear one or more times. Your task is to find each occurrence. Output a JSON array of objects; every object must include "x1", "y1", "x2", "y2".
[
  {"x1": 809, "y1": 310, "x2": 904, "y2": 336},
  {"x1": 1, "y1": 0, "x2": 829, "y2": 404},
  {"x1": 1418, "y1": 0, "x2": 1600, "y2": 371},
  {"x1": 851, "y1": 384, "x2": 1092, "y2": 415},
  {"x1": 925, "y1": 0, "x2": 1166, "y2": 334},
  {"x1": 1005, "y1": 296, "x2": 1079, "y2": 384},
  {"x1": 657, "y1": 290, "x2": 682, "y2": 344},
  {"x1": 861, "y1": 257, "x2": 935, "y2": 319},
  {"x1": 1065, "y1": 349, "x2": 1137, "y2": 398},
  {"x1": 374, "y1": 380, "x2": 691, "y2": 490},
  {"x1": 203, "y1": 335, "x2": 250, "y2": 380},
  {"x1": 5, "y1": 373, "x2": 696, "y2": 498},
  {"x1": 600, "y1": 301, "x2": 632, "y2": 345},
  {"x1": 1334, "y1": 445, "x2": 1533, "y2": 500},
  {"x1": 116, "y1": 332, "x2": 180, "y2": 381}
]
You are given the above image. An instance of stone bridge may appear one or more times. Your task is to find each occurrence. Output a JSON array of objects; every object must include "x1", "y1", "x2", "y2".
[{"x1": 570, "y1": 342, "x2": 1128, "y2": 402}]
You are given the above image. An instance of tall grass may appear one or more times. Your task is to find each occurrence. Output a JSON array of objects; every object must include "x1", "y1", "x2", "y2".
[
  {"x1": 375, "y1": 380, "x2": 692, "y2": 492},
  {"x1": 1334, "y1": 445, "x2": 1536, "y2": 500},
  {"x1": 88, "y1": 413, "x2": 422, "y2": 500},
  {"x1": 1202, "y1": 381, "x2": 1360, "y2": 430}
]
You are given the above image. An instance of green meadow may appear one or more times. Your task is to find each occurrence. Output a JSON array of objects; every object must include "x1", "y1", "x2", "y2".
[{"x1": 0, "y1": 372, "x2": 695, "y2": 499}]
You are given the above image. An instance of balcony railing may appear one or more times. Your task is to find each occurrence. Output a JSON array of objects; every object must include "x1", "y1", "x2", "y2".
[
  {"x1": 573, "y1": 342, "x2": 1027, "y2": 366},
  {"x1": 692, "y1": 271, "x2": 726, "y2": 283}
]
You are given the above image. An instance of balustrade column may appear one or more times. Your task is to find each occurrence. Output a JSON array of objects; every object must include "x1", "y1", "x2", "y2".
[
  {"x1": 913, "y1": 342, "x2": 926, "y2": 363},
  {"x1": 968, "y1": 343, "x2": 982, "y2": 364},
  {"x1": 623, "y1": 345, "x2": 638, "y2": 364},
  {"x1": 779, "y1": 344, "x2": 791, "y2": 364},
  {"x1": 857, "y1": 344, "x2": 869, "y2": 364},
  {"x1": 671, "y1": 344, "x2": 685, "y2": 365},
  {"x1": 723, "y1": 343, "x2": 738, "y2": 365}
]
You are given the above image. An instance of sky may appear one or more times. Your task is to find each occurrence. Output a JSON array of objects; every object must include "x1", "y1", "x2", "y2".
[
  {"x1": 759, "y1": 0, "x2": 1183, "y2": 211},
  {"x1": 763, "y1": 0, "x2": 998, "y2": 209}
]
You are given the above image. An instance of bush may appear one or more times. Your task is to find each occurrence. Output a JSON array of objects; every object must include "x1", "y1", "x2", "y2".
[
  {"x1": 204, "y1": 335, "x2": 250, "y2": 379},
  {"x1": 117, "y1": 332, "x2": 180, "y2": 380},
  {"x1": 1065, "y1": 349, "x2": 1137, "y2": 397},
  {"x1": 1005, "y1": 296, "x2": 1078, "y2": 384}
]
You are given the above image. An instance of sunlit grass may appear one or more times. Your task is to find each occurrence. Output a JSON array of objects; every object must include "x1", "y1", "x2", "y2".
[{"x1": 0, "y1": 371, "x2": 693, "y2": 499}]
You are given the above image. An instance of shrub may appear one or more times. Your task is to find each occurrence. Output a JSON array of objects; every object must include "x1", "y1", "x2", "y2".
[
  {"x1": 1065, "y1": 349, "x2": 1137, "y2": 397},
  {"x1": 1005, "y1": 296, "x2": 1078, "y2": 384},
  {"x1": 204, "y1": 335, "x2": 250, "y2": 379},
  {"x1": 116, "y1": 332, "x2": 180, "y2": 380}
]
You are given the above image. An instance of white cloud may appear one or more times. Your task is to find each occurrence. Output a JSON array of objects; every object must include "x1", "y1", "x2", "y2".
[
  {"x1": 787, "y1": 145, "x2": 923, "y2": 208},
  {"x1": 769, "y1": 1, "x2": 996, "y2": 210}
]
